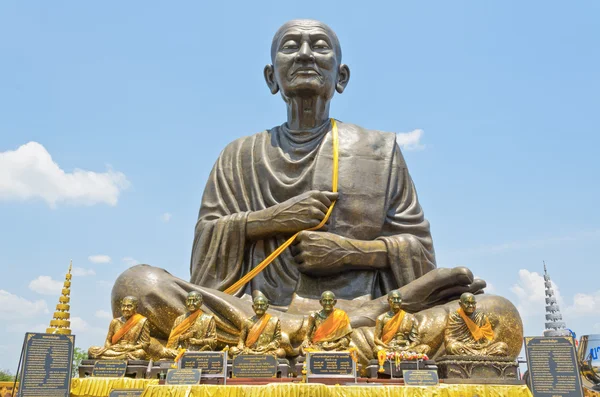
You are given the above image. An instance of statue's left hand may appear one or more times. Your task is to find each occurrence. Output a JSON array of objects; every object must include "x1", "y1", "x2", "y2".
[{"x1": 292, "y1": 231, "x2": 351, "y2": 276}]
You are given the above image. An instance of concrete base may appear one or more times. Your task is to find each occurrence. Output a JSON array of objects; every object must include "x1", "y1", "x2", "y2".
[{"x1": 436, "y1": 355, "x2": 519, "y2": 380}]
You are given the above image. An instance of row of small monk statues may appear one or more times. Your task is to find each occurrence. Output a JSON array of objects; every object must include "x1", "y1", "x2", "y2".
[{"x1": 88, "y1": 289, "x2": 508, "y2": 362}]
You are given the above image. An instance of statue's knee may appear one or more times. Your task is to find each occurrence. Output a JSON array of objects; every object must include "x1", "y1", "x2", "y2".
[
  {"x1": 276, "y1": 348, "x2": 286, "y2": 358},
  {"x1": 446, "y1": 342, "x2": 463, "y2": 355}
]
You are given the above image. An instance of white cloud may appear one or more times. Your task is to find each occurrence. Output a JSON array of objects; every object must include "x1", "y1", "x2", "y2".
[
  {"x1": 122, "y1": 257, "x2": 139, "y2": 267},
  {"x1": 28, "y1": 276, "x2": 63, "y2": 295},
  {"x1": 160, "y1": 212, "x2": 172, "y2": 223},
  {"x1": 566, "y1": 292, "x2": 600, "y2": 317},
  {"x1": 510, "y1": 269, "x2": 564, "y2": 317},
  {"x1": 95, "y1": 310, "x2": 113, "y2": 320},
  {"x1": 70, "y1": 316, "x2": 89, "y2": 333},
  {"x1": 0, "y1": 141, "x2": 130, "y2": 208},
  {"x1": 71, "y1": 267, "x2": 96, "y2": 277},
  {"x1": 88, "y1": 255, "x2": 111, "y2": 264},
  {"x1": 396, "y1": 129, "x2": 425, "y2": 151},
  {"x1": 0, "y1": 290, "x2": 48, "y2": 318}
]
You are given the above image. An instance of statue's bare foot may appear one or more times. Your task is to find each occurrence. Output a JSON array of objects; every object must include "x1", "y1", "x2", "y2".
[{"x1": 399, "y1": 267, "x2": 486, "y2": 312}]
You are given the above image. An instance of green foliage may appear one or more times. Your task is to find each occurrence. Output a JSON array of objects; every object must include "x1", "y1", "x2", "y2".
[
  {"x1": 72, "y1": 347, "x2": 88, "y2": 378},
  {"x1": 0, "y1": 369, "x2": 15, "y2": 381}
]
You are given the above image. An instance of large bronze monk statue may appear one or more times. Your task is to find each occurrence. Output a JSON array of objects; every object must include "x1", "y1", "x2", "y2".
[{"x1": 112, "y1": 19, "x2": 523, "y2": 364}]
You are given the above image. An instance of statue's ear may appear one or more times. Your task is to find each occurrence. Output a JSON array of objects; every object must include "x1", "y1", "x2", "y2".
[
  {"x1": 264, "y1": 64, "x2": 279, "y2": 95},
  {"x1": 336, "y1": 64, "x2": 350, "y2": 94}
]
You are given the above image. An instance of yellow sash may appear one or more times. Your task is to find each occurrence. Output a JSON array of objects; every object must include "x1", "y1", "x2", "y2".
[
  {"x1": 382, "y1": 310, "x2": 406, "y2": 344},
  {"x1": 224, "y1": 119, "x2": 339, "y2": 294},
  {"x1": 167, "y1": 310, "x2": 202, "y2": 348},
  {"x1": 313, "y1": 309, "x2": 351, "y2": 343},
  {"x1": 457, "y1": 307, "x2": 494, "y2": 341},
  {"x1": 112, "y1": 314, "x2": 144, "y2": 344},
  {"x1": 245, "y1": 314, "x2": 272, "y2": 347}
]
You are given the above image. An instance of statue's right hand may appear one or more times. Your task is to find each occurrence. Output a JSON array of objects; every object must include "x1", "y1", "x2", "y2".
[{"x1": 268, "y1": 190, "x2": 338, "y2": 235}]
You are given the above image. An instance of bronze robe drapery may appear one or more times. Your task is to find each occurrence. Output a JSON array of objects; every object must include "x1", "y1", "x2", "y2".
[{"x1": 191, "y1": 121, "x2": 436, "y2": 306}]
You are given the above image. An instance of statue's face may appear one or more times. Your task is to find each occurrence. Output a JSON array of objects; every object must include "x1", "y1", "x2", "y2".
[
  {"x1": 460, "y1": 294, "x2": 477, "y2": 316},
  {"x1": 320, "y1": 292, "x2": 336, "y2": 313},
  {"x1": 252, "y1": 298, "x2": 269, "y2": 316},
  {"x1": 388, "y1": 293, "x2": 402, "y2": 312},
  {"x1": 121, "y1": 298, "x2": 137, "y2": 318},
  {"x1": 185, "y1": 293, "x2": 202, "y2": 312},
  {"x1": 272, "y1": 22, "x2": 340, "y2": 99}
]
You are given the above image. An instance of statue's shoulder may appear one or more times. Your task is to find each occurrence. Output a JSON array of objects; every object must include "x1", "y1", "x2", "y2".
[
  {"x1": 448, "y1": 310, "x2": 462, "y2": 323},
  {"x1": 200, "y1": 312, "x2": 214, "y2": 322},
  {"x1": 219, "y1": 130, "x2": 270, "y2": 157},
  {"x1": 337, "y1": 121, "x2": 398, "y2": 156},
  {"x1": 376, "y1": 312, "x2": 389, "y2": 322}
]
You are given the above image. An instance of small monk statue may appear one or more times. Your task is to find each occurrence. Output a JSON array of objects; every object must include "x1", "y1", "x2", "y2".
[
  {"x1": 373, "y1": 290, "x2": 431, "y2": 356},
  {"x1": 445, "y1": 292, "x2": 508, "y2": 356},
  {"x1": 302, "y1": 291, "x2": 352, "y2": 352},
  {"x1": 230, "y1": 295, "x2": 285, "y2": 358},
  {"x1": 88, "y1": 296, "x2": 150, "y2": 360},
  {"x1": 161, "y1": 291, "x2": 216, "y2": 358}
]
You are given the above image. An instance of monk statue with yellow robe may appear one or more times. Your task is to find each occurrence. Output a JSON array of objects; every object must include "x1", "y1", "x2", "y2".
[
  {"x1": 88, "y1": 296, "x2": 150, "y2": 360},
  {"x1": 160, "y1": 291, "x2": 217, "y2": 359},
  {"x1": 302, "y1": 291, "x2": 352, "y2": 353},
  {"x1": 110, "y1": 18, "x2": 524, "y2": 366},
  {"x1": 373, "y1": 290, "x2": 430, "y2": 356},
  {"x1": 230, "y1": 295, "x2": 286, "y2": 358},
  {"x1": 445, "y1": 293, "x2": 508, "y2": 357}
]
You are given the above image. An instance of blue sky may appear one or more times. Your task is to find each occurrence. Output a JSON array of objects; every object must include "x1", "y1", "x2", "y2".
[{"x1": 1, "y1": 1, "x2": 599, "y2": 373}]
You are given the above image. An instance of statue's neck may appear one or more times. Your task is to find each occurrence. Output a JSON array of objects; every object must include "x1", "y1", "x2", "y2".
[{"x1": 286, "y1": 96, "x2": 331, "y2": 130}]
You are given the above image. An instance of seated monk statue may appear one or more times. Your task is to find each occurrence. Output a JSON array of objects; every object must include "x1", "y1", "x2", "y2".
[
  {"x1": 373, "y1": 290, "x2": 430, "y2": 356},
  {"x1": 302, "y1": 291, "x2": 352, "y2": 353},
  {"x1": 88, "y1": 296, "x2": 150, "y2": 360},
  {"x1": 445, "y1": 293, "x2": 508, "y2": 356},
  {"x1": 111, "y1": 18, "x2": 521, "y2": 364},
  {"x1": 230, "y1": 295, "x2": 285, "y2": 358},
  {"x1": 160, "y1": 291, "x2": 216, "y2": 359}
]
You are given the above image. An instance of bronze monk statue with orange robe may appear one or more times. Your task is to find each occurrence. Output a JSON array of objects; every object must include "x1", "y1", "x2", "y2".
[
  {"x1": 110, "y1": 18, "x2": 523, "y2": 365},
  {"x1": 230, "y1": 295, "x2": 286, "y2": 358},
  {"x1": 302, "y1": 291, "x2": 352, "y2": 353},
  {"x1": 88, "y1": 296, "x2": 150, "y2": 360},
  {"x1": 373, "y1": 290, "x2": 430, "y2": 356},
  {"x1": 160, "y1": 291, "x2": 216, "y2": 359},
  {"x1": 445, "y1": 293, "x2": 508, "y2": 357}
]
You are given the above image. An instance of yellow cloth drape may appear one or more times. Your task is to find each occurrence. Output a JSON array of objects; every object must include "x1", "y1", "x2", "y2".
[
  {"x1": 245, "y1": 313, "x2": 272, "y2": 347},
  {"x1": 224, "y1": 118, "x2": 339, "y2": 295},
  {"x1": 312, "y1": 308, "x2": 351, "y2": 343},
  {"x1": 457, "y1": 308, "x2": 494, "y2": 341},
  {"x1": 166, "y1": 309, "x2": 202, "y2": 348},
  {"x1": 381, "y1": 310, "x2": 406, "y2": 344},
  {"x1": 70, "y1": 377, "x2": 158, "y2": 397},
  {"x1": 141, "y1": 383, "x2": 329, "y2": 397},
  {"x1": 112, "y1": 314, "x2": 145, "y2": 344},
  {"x1": 137, "y1": 384, "x2": 532, "y2": 397}
]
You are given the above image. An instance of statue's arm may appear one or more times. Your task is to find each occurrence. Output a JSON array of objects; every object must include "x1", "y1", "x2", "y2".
[
  {"x1": 104, "y1": 319, "x2": 117, "y2": 348},
  {"x1": 303, "y1": 314, "x2": 317, "y2": 347},
  {"x1": 407, "y1": 315, "x2": 421, "y2": 348},
  {"x1": 237, "y1": 321, "x2": 249, "y2": 350},
  {"x1": 134, "y1": 320, "x2": 150, "y2": 351},
  {"x1": 268, "y1": 320, "x2": 282, "y2": 350},
  {"x1": 373, "y1": 316, "x2": 387, "y2": 347},
  {"x1": 189, "y1": 317, "x2": 217, "y2": 350}
]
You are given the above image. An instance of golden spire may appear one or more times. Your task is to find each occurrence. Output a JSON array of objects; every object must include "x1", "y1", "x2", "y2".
[{"x1": 46, "y1": 260, "x2": 72, "y2": 335}]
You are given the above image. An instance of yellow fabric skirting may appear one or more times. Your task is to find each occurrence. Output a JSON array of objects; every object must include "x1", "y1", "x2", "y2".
[
  {"x1": 71, "y1": 377, "x2": 158, "y2": 397},
  {"x1": 141, "y1": 383, "x2": 329, "y2": 397},
  {"x1": 139, "y1": 383, "x2": 533, "y2": 397}
]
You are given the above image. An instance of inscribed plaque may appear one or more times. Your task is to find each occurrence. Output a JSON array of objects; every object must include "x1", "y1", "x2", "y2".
[
  {"x1": 165, "y1": 369, "x2": 201, "y2": 385},
  {"x1": 402, "y1": 369, "x2": 439, "y2": 386},
  {"x1": 524, "y1": 336, "x2": 583, "y2": 397},
  {"x1": 232, "y1": 355, "x2": 277, "y2": 378},
  {"x1": 92, "y1": 360, "x2": 127, "y2": 377},
  {"x1": 18, "y1": 332, "x2": 75, "y2": 397}
]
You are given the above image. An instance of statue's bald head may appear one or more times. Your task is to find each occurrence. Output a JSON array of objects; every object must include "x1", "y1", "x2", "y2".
[
  {"x1": 459, "y1": 292, "x2": 477, "y2": 315},
  {"x1": 460, "y1": 292, "x2": 475, "y2": 305},
  {"x1": 253, "y1": 295, "x2": 268, "y2": 305},
  {"x1": 321, "y1": 290, "x2": 336, "y2": 301},
  {"x1": 271, "y1": 19, "x2": 342, "y2": 63},
  {"x1": 388, "y1": 289, "x2": 402, "y2": 299}
]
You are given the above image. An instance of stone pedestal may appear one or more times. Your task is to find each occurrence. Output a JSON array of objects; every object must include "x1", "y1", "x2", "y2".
[
  {"x1": 365, "y1": 359, "x2": 437, "y2": 379},
  {"x1": 436, "y1": 355, "x2": 519, "y2": 380}
]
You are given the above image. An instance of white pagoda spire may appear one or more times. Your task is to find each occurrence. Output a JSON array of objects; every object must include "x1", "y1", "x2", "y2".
[{"x1": 543, "y1": 262, "x2": 570, "y2": 337}]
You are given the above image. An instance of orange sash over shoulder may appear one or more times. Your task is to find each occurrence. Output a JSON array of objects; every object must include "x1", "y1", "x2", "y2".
[
  {"x1": 112, "y1": 314, "x2": 145, "y2": 344},
  {"x1": 457, "y1": 308, "x2": 494, "y2": 341},
  {"x1": 382, "y1": 310, "x2": 406, "y2": 344},
  {"x1": 245, "y1": 314, "x2": 272, "y2": 347},
  {"x1": 167, "y1": 310, "x2": 202, "y2": 348},
  {"x1": 312, "y1": 309, "x2": 351, "y2": 343}
]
